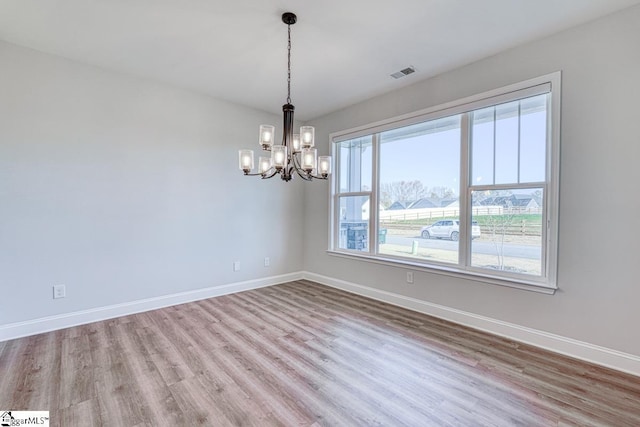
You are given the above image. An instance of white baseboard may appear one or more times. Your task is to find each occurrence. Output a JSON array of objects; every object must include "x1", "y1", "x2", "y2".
[
  {"x1": 0, "y1": 272, "x2": 303, "y2": 342},
  {"x1": 4, "y1": 271, "x2": 639, "y2": 378},
  {"x1": 303, "y1": 272, "x2": 640, "y2": 378}
]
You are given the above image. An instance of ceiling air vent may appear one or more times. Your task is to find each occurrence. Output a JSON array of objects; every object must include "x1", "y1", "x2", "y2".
[{"x1": 390, "y1": 66, "x2": 416, "y2": 79}]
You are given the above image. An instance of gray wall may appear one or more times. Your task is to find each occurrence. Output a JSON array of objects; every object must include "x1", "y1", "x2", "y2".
[
  {"x1": 0, "y1": 41, "x2": 304, "y2": 324},
  {"x1": 304, "y1": 5, "x2": 640, "y2": 356}
]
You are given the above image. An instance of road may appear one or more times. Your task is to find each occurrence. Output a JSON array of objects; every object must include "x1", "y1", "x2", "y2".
[{"x1": 385, "y1": 235, "x2": 541, "y2": 260}]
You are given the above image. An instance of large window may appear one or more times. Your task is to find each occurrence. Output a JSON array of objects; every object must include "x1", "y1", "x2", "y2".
[{"x1": 330, "y1": 73, "x2": 560, "y2": 291}]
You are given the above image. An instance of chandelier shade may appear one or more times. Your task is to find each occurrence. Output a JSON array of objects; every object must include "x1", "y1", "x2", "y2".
[
  {"x1": 238, "y1": 12, "x2": 331, "y2": 182},
  {"x1": 259, "y1": 125, "x2": 275, "y2": 150}
]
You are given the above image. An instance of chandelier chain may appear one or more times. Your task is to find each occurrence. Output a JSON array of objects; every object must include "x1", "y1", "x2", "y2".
[{"x1": 287, "y1": 23, "x2": 292, "y2": 104}]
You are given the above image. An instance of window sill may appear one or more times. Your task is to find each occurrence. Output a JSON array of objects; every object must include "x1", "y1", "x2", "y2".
[{"x1": 326, "y1": 249, "x2": 557, "y2": 295}]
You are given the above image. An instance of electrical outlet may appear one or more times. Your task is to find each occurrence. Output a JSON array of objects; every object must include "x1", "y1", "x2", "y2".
[
  {"x1": 53, "y1": 284, "x2": 66, "y2": 299},
  {"x1": 264, "y1": 257, "x2": 270, "y2": 267},
  {"x1": 233, "y1": 261, "x2": 240, "y2": 272},
  {"x1": 406, "y1": 272, "x2": 414, "y2": 284}
]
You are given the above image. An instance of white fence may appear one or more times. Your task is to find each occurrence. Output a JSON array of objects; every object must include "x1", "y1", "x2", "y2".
[{"x1": 380, "y1": 206, "x2": 543, "y2": 223}]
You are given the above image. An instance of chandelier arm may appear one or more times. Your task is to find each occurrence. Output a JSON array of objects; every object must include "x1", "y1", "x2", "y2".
[
  {"x1": 281, "y1": 170, "x2": 293, "y2": 181},
  {"x1": 292, "y1": 154, "x2": 328, "y2": 180},
  {"x1": 291, "y1": 152, "x2": 304, "y2": 172},
  {"x1": 305, "y1": 172, "x2": 329, "y2": 180},
  {"x1": 261, "y1": 169, "x2": 279, "y2": 179},
  {"x1": 243, "y1": 170, "x2": 274, "y2": 178},
  {"x1": 294, "y1": 166, "x2": 313, "y2": 181}
]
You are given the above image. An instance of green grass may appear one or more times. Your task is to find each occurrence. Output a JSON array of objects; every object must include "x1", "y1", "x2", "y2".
[
  {"x1": 384, "y1": 214, "x2": 542, "y2": 227},
  {"x1": 474, "y1": 214, "x2": 542, "y2": 227}
]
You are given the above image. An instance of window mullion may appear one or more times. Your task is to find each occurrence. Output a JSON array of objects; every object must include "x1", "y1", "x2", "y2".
[
  {"x1": 540, "y1": 183, "x2": 548, "y2": 278},
  {"x1": 492, "y1": 108, "x2": 497, "y2": 185},
  {"x1": 335, "y1": 191, "x2": 372, "y2": 197},
  {"x1": 371, "y1": 133, "x2": 380, "y2": 254},
  {"x1": 331, "y1": 142, "x2": 340, "y2": 250},
  {"x1": 517, "y1": 102, "x2": 522, "y2": 183},
  {"x1": 470, "y1": 182, "x2": 546, "y2": 192},
  {"x1": 459, "y1": 113, "x2": 471, "y2": 267}
]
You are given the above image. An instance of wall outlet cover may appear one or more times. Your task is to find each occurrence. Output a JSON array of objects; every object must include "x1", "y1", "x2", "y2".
[{"x1": 53, "y1": 284, "x2": 66, "y2": 299}]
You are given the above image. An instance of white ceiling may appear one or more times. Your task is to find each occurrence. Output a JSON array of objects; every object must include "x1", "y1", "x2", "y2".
[{"x1": 1, "y1": 0, "x2": 639, "y2": 120}]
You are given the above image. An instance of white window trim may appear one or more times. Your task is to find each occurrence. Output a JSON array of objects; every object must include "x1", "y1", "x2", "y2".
[{"x1": 328, "y1": 72, "x2": 561, "y2": 293}]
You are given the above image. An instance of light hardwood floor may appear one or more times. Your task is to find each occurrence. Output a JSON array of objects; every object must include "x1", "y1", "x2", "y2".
[{"x1": 1, "y1": 280, "x2": 639, "y2": 426}]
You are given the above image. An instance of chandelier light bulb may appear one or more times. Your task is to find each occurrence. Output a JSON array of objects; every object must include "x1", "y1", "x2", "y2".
[
  {"x1": 258, "y1": 156, "x2": 272, "y2": 174},
  {"x1": 318, "y1": 156, "x2": 332, "y2": 176},
  {"x1": 259, "y1": 125, "x2": 275, "y2": 149},
  {"x1": 272, "y1": 145, "x2": 287, "y2": 170},
  {"x1": 300, "y1": 126, "x2": 315, "y2": 148},
  {"x1": 301, "y1": 148, "x2": 317, "y2": 172},
  {"x1": 239, "y1": 149, "x2": 254, "y2": 173},
  {"x1": 292, "y1": 134, "x2": 301, "y2": 153}
]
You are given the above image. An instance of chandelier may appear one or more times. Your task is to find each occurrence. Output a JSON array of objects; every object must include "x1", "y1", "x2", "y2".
[{"x1": 238, "y1": 12, "x2": 331, "y2": 182}]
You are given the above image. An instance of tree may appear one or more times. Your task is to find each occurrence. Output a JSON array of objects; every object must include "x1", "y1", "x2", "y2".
[
  {"x1": 428, "y1": 186, "x2": 455, "y2": 200},
  {"x1": 380, "y1": 180, "x2": 427, "y2": 207},
  {"x1": 485, "y1": 209, "x2": 516, "y2": 270},
  {"x1": 473, "y1": 190, "x2": 517, "y2": 270}
]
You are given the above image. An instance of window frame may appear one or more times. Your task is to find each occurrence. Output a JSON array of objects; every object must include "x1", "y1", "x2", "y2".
[{"x1": 328, "y1": 72, "x2": 561, "y2": 293}]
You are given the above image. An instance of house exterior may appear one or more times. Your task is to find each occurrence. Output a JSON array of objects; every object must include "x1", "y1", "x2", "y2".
[
  {"x1": 480, "y1": 195, "x2": 540, "y2": 212},
  {"x1": 387, "y1": 201, "x2": 408, "y2": 210}
]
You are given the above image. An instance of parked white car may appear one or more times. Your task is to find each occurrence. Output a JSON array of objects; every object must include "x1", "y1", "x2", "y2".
[{"x1": 420, "y1": 220, "x2": 481, "y2": 241}]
